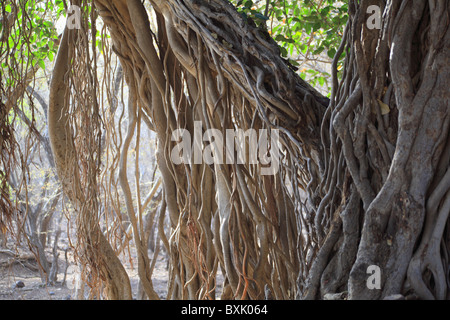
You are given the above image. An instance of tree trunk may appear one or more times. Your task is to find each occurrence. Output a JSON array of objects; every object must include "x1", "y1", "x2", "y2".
[
  {"x1": 303, "y1": 0, "x2": 450, "y2": 300},
  {"x1": 49, "y1": 22, "x2": 132, "y2": 300}
]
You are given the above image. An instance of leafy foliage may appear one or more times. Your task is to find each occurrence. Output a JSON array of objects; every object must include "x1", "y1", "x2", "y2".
[
  {"x1": 1, "y1": 0, "x2": 60, "y2": 74},
  {"x1": 230, "y1": 0, "x2": 348, "y2": 93}
]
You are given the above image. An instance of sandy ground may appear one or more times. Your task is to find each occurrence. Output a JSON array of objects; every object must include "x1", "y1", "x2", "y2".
[{"x1": 0, "y1": 235, "x2": 169, "y2": 300}]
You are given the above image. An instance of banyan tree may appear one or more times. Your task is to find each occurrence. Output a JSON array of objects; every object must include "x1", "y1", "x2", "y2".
[{"x1": 1, "y1": 0, "x2": 449, "y2": 300}]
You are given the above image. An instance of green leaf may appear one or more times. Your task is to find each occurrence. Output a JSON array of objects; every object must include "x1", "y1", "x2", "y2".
[
  {"x1": 38, "y1": 59, "x2": 46, "y2": 70},
  {"x1": 318, "y1": 76, "x2": 325, "y2": 86},
  {"x1": 327, "y1": 48, "x2": 336, "y2": 59},
  {"x1": 289, "y1": 59, "x2": 299, "y2": 66},
  {"x1": 305, "y1": 23, "x2": 312, "y2": 34},
  {"x1": 313, "y1": 46, "x2": 325, "y2": 55},
  {"x1": 244, "y1": 0, "x2": 253, "y2": 9},
  {"x1": 254, "y1": 13, "x2": 269, "y2": 21}
]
